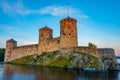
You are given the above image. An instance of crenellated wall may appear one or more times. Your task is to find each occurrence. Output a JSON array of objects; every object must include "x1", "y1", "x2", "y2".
[{"x1": 10, "y1": 44, "x2": 38, "y2": 61}]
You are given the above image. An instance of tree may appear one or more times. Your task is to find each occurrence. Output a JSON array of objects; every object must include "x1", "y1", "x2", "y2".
[
  {"x1": 0, "y1": 48, "x2": 5, "y2": 62},
  {"x1": 88, "y1": 42, "x2": 97, "y2": 48}
]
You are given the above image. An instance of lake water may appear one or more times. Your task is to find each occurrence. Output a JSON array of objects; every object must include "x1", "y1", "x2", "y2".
[
  {"x1": 117, "y1": 58, "x2": 120, "y2": 63},
  {"x1": 0, "y1": 64, "x2": 120, "y2": 80}
]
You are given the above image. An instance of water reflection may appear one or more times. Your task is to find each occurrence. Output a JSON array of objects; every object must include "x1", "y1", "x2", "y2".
[{"x1": 1, "y1": 64, "x2": 120, "y2": 80}]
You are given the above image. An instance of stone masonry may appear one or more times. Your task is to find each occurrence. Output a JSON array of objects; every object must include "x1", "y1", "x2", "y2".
[{"x1": 4, "y1": 17, "x2": 117, "y2": 62}]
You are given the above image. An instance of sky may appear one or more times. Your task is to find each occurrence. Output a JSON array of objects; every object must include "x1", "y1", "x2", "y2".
[{"x1": 0, "y1": 0, "x2": 120, "y2": 56}]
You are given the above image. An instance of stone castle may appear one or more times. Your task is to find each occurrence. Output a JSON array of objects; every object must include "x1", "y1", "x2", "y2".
[{"x1": 4, "y1": 17, "x2": 117, "y2": 64}]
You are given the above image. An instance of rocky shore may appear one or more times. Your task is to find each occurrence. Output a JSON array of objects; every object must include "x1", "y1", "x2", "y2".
[{"x1": 9, "y1": 51, "x2": 120, "y2": 71}]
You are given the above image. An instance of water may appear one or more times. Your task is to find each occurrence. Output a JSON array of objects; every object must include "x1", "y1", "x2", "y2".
[
  {"x1": 0, "y1": 64, "x2": 120, "y2": 80},
  {"x1": 117, "y1": 58, "x2": 120, "y2": 63}
]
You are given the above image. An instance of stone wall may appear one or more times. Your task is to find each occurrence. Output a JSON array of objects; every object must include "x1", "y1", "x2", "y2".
[
  {"x1": 47, "y1": 37, "x2": 60, "y2": 52},
  {"x1": 38, "y1": 37, "x2": 60, "y2": 54},
  {"x1": 60, "y1": 17, "x2": 78, "y2": 49},
  {"x1": 4, "y1": 39, "x2": 17, "y2": 62},
  {"x1": 39, "y1": 27, "x2": 53, "y2": 43},
  {"x1": 97, "y1": 48, "x2": 118, "y2": 64},
  {"x1": 60, "y1": 46, "x2": 98, "y2": 57},
  {"x1": 60, "y1": 47, "x2": 77, "y2": 53},
  {"x1": 10, "y1": 44, "x2": 38, "y2": 61},
  {"x1": 77, "y1": 47, "x2": 98, "y2": 57}
]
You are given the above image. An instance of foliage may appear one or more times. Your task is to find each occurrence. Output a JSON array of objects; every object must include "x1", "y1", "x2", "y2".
[
  {"x1": 88, "y1": 42, "x2": 97, "y2": 48},
  {"x1": 0, "y1": 48, "x2": 5, "y2": 62}
]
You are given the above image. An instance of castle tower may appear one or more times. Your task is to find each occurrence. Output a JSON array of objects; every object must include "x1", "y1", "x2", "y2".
[
  {"x1": 38, "y1": 26, "x2": 53, "y2": 53},
  {"x1": 60, "y1": 17, "x2": 78, "y2": 49},
  {"x1": 4, "y1": 39, "x2": 17, "y2": 62}
]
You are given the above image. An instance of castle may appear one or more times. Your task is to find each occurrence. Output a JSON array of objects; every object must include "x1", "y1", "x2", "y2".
[{"x1": 4, "y1": 17, "x2": 117, "y2": 64}]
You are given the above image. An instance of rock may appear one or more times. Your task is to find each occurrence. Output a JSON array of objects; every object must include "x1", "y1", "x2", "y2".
[{"x1": 9, "y1": 51, "x2": 118, "y2": 70}]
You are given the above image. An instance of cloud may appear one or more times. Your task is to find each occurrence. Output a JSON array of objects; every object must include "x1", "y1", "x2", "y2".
[
  {"x1": 0, "y1": 0, "x2": 11, "y2": 13},
  {"x1": 39, "y1": 5, "x2": 88, "y2": 19},
  {"x1": 0, "y1": 0, "x2": 31, "y2": 15},
  {"x1": 40, "y1": 6, "x2": 69, "y2": 16},
  {"x1": 0, "y1": 0, "x2": 88, "y2": 19}
]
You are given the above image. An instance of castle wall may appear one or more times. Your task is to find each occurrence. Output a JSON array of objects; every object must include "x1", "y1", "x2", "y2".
[
  {"x1": 47, "y1": 37, "x2": 60, "y2": 52},
  {"x1": 10, "y1": 44, "x2": 38, "y2": 61},
  {"x1": 60, "y1": 47, "x2": 76, "y2": 53},
  {"x1": 77, "y1": 47, "x2": 98, "y2": 57},
  {"x1": 38, "y1": 37, "x2": 60, "y2": 54},
  {"x1": 60, "y1": 46, "x2": 98, "y2": 57},
  {"x1": 97, "y1": 48, "x2": 117, "y2": 64}
]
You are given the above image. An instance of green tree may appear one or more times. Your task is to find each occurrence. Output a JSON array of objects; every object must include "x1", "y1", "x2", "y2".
[
  {"x1": 0, "y1": 48, "x2": 5, "y2": 62},
  {"x1": 88, "y1": 42, "x2": 97, "y2": 48}
]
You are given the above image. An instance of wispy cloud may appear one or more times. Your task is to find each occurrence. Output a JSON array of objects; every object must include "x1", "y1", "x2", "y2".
[
  {"x1": 39, "y1": 5, "x2": 88, "y2": 19},
  {"x1": 0, "y1": 0, "x2": 31, "y2": 15},
  {"x1": 0, "y1": 0, "x2": 11, "y2": 13},
  {"x1": 40, "y1": 5, "x2": 70, "y2": 16},
  {"x1": 0, "y1": 0, "x2": 88, "y2": 19}
]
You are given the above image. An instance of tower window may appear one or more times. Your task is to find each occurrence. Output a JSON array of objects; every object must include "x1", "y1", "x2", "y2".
[
  {"x1": 58, "y1": 40, "x2": 60, "y2": 43},
  {"x1": 62, "y1": 32, "x2": 66, "y2": 35}
]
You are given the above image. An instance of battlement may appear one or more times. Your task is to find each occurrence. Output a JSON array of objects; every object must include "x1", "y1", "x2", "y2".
[
  {"x1": 39, "y1": 26, "x2": 53, "y2": 32},
  {"x1": 60, "y1": 17, "x2": 76, "y2": 27},
  {"x1": 60, "y1": 17, "x2": 76, "y2": 22}
]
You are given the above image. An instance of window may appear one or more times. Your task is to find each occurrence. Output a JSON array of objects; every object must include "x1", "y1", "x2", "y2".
[
  {"x1": 58, "y1": 40, "x2": 60, "y2": 43},
  {"x1": 62, "y1": 32, "x2": 66, "y2": 35}
]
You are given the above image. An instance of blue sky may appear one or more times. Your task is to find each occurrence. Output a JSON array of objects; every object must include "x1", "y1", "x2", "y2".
[{"x1": 0, "y1": 0, "x2": 120, "y2": 56}]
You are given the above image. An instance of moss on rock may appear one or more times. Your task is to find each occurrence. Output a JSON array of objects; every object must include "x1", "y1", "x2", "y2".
[{"x1": 10, "y1": 51, "x2": 104, "y2": 69}]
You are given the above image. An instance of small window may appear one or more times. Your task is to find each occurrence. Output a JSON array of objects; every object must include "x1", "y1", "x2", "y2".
[
  {"x1": 58, "y1": 40, "x2": 60, "y2": 43},
  {"x1": 62, "y1": 32, "x2": 66, "y2": 35}
]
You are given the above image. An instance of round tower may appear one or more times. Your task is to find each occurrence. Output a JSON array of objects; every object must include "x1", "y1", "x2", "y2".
[
  {"x1": 5, "y1": 39, "x2": 17, "y2": 62},
  {"x1": 60, "y1": 17, "x2": 78, "y2": 49},
  {"x1": 38, "y1": 26, "x2": 53, "y2": 43},
  {"x1": 38, "y1": 26, "x2": 53, "y2": 53}
]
